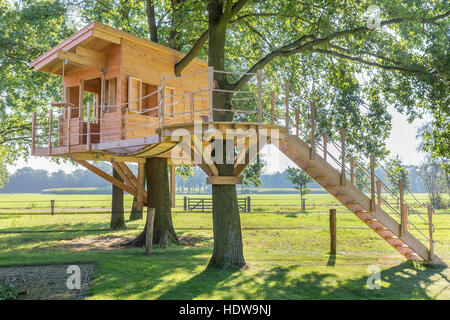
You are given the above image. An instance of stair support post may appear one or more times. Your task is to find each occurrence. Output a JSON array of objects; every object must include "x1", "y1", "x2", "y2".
[
  {"x1": 370, "y1": 153, "x2": 376, "y2": 211},
  {"x1": 48, "y1": 108, "x2": 53, "y2": 155},
  {"x1": 340, "y1": 128, "x2": 346, "y2": 186},
  {"x1": 310, "y1": 102, "x2": 316, "y2": 160},
  {"x1": 376, "y1": 179, "x2": 382, "y2": 207},
  {"x1": 257, "y1": 69, "x2": 262, "y2": 123},
  {"x1": 285, "y1": 81, "x2": 290, "y2": 131},
  {"x1": 322, "y1": 133, "x2": 327, "y2": 161},
  {"x1": 427, "y1": 205, "x2": 435, "y2": 261},
  {"x1": 399, "y1": 179, "x2": 407, "y2": 237}
]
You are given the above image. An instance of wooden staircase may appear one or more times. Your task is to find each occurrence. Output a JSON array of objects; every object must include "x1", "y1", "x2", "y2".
[{"x1": 277, "y1": 134, "x2": 446, "y2": 266}]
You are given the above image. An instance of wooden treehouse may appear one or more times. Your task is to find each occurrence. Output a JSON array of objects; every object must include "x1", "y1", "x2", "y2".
[{"x1": 29, "y1": 22, "x2": 445, "y2": 266}]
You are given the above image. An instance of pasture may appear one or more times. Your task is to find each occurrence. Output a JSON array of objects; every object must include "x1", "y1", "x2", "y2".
[{"x1": 0, "y1": 193, "x2": 449, "y2": 300}]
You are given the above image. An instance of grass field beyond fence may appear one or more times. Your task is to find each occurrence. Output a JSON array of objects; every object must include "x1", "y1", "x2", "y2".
[{"x1": 0, "y1": 193, "x2": 448, "y2": 300}]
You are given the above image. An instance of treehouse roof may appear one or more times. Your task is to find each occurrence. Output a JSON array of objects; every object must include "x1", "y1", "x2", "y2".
[{"x1": 29, "y1": 21, "x2": 208, "y2": 76}]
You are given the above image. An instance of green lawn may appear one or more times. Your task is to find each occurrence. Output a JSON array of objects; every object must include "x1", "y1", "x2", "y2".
[{"x1": 0, "y1": 193, "x2": 449, "y2": 299}]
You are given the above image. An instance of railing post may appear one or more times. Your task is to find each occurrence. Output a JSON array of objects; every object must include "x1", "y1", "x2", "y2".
[
  {"x1": 161, "y1": 75, "x2": 166, "y2": 128},
  {"x1": 31, "y1": 112, "x2": 36, "y2": 156},
  {"x1": 67, "y1": 106, "x2": 71, "y2": 153},
  {"x1": 349, "y1": 157, "x2": 354, "y2": 184},
  {"x1": 79, "y1": 104, "x2": 83, "y2": 144},
  {"x1": 376, "y1": 179, "x2": 382, "y2": 207},
  {"x1": 399, "y1": 179, "x2": 406, "y2": 237},
  {"x1": 257, "y1": 69, "x2": 262, "y2": 123},
  {"x1": 322, "y1": 133, "x2": 327, "y2": 161},
  {"x1": 340, "y1": 128, "x2": 346, "y2": 186},
  {"x1": 310, "y1": 102, "x2": 316, "y2": 159},
  {"x1": 427, "y1": 205, "x2": 434, "y2": 261},
  {"x1": 370, "y1": 153, "x2": 376, "y2": 211},
  {"x1": 270, "y1": 91, "x2": 275, "y2": 125},
  {"x1": 285, "y1": 81, "x2": 290, "y2": 130},
  {"x1": 48, "y1": 108, "x2": 53, "y2": 154},
  {"x1": 86, "y1": 102, "x2": 91, "y2": 150},
  {"x1": 208, "y1": 66, "x2": 214, "y2": 122},
  {"x1": 190, "y1": 93, "x2": 194, "y2": 122},
  {"x1": 295, "y1": 109, "x2": 299, "y2": 137}
]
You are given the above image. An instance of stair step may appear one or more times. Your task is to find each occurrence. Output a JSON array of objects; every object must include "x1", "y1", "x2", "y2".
[
  {"x1": 365, "y1": 219, "x2": 379, "y2": 223},
  {"x1": 385, "y1": 236, "x2": 399, "y2": 241},
  {"x1": 376, "y1": 227, "x2": 389, "y2": 231},
  {"x1": 395, "y1": 244, "x2": 409, "y2": 249}
]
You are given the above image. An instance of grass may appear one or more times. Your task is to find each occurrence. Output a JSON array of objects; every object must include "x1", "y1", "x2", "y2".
[{"x1": 0, "y1": 193, "x2": 449, "y2": 300}]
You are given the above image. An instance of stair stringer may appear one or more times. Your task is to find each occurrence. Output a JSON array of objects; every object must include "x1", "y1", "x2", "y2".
[{"x1": 277, "y1": 135, "x2": 446, "y2": 266}]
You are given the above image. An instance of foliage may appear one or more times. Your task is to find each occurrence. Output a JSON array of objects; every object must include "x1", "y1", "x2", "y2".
[
  {"x1": 240, "y1": 156, "x2": 266, "y2": 191},
  {"x1": 175, "y1": 165, "x2": 194, "y2": 180},
  {"x1": 0, "y1": 157, "x2": 8, "y2": 190},
  {"x1": 0, "y1": 282, "x2": 19, "y2": 300},
  {"x1": 386, "y1": 156, "x2": 411, "y2": 194},
  {"x1": 418, "y1": 155, "x2": 447, "y2": 208},
  {"x1": 286, "y1": 166, "x2": 313, "y2": 205}
]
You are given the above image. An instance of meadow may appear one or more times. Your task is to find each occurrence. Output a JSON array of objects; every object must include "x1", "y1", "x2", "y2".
[{"x1": 0, "y1": 193, "x2": 449, "y2": 300}]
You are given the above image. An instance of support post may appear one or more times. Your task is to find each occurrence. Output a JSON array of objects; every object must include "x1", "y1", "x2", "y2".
[
  {"x1": 376, "y1": 179, "x2": 382, "y2": 207},
  {"x1": 145, "y1": 207, "x2": 155, "y2": 256},
  {"x1": 257, "y1": 69, "x2": 262, "y2": 123},
  {"x1": 67, "y1": 106, "x2": 71, "y2": 153},
  {"x1": 208, "y1": 66, "x2": 214, "y2": 122},
  {"x1": 161, "y1": 75, "x2": 166, "y2": 128},
  {"x1": 78, "y1": 104, "x2": 83, "y2": 144},
  {"x1": 86, "y1": 102, "x2": 91, "y2": 150},
  {"x1": 184, "y1": 196, "x2": 187, "y2": 211},
  {"x1": 370, "y1": 153, "x2": 376, "y2": 211},
  {"x1": 427, "y1": 205, "x2": 434, "y2": 261},
  {"x1": 31, "y1": 112, "x2": 36, "y2": 156},
  {"x1": 349, "y1": 158, "x2": 354, "y2": 184},
  {"x1": 270, "y1": 91, "x2": 275, "y2": 125},
  {"x1": 340, "y1": 128, "x2": 346, "y2": 186},
  {"x1": 322, "y1": 133, "x2": 328, "y2": 161},
  {"x1": 399, "y1": 179, "x2": 406, "y2": 237},
  {"x1": 48, "y1": 108, "x2": 53, "y2": 154},
  {"x1": 137, "y1": 163, "x2": 145, "y2": 213},
  {"x1": 295, "y1": 109, "x2": 300, "y2": 137},
  {"x1": 170, "y1": 164, "x2": 176, "y2": 208},
  {"x1": 247, "y1": 196, "x2": 251, "y2": 213},
  {"x1": 310, "y1": 102, "x2": 316, "y2": 159},
  {"x1": 50, "y1": 200, "x2": 55, "y2": 216},
  {"x1": 329, "y1": 209, "x2": 337, "y2": 254},
  {"x1": 285, "y1": 81, "x2": 290, "y2": 130}
]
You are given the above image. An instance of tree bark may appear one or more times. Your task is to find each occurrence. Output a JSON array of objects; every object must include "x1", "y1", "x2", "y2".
[
  {"x1": 207, "y1": 0, "x2": 246, "y2": 269},
  {"x1": 127, "y1": 158, "x2": 179, "y2": 247},
  {"x1": 145, "y1": 0, "x2": 158, "y2": 42},
  {"x1": 129, "y1": 196, "x2": 143, "y2": 220},
  {"x1": 110, "y1": 168, "x2": 126, "y2": 229}
]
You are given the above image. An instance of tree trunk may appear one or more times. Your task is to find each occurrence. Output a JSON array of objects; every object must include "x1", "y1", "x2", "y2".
[
  {"x1": 207, "y1": 1, "x2": 246, "y2": 269},
  {"x1": 110, "y1": 168, "x2": 126, "y2": 229},
  {"x1": 127, "y1": 158, "x2": 179, "y2": 247},
  {"x1": 129, "y1": 196, "x2": 143, "y2": 220}
]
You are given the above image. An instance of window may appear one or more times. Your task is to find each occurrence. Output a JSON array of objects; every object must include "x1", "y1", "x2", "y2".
[{"x1": 128, "y1": 76, "x2": 142, "y2": 112}]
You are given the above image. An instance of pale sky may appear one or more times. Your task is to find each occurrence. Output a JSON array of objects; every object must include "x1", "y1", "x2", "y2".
[{"x1": 7, "y1": 106, "x2": 426, "y2": 174}]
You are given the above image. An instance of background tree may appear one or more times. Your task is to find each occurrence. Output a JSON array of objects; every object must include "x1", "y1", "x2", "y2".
[
  {"x1": 419, "y1": 155, "x2": 446, "y2": 209},
  {"x1": 286, "y1": 167, "x2": 313, "y2": 211},
  {"x1": 386, "y1": 156, "x2": 411, "y2": 194},
  {"x1": 240, "y1": 157, "x2": 266, "y2": 193},
  {"x1": 0, "y1": 158, "x2": 8, "y2": 190}
]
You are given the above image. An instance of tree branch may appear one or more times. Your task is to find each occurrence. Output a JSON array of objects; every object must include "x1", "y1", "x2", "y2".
[{"x1": 174, "y1": 29, "x2": 209, "y2": 76}]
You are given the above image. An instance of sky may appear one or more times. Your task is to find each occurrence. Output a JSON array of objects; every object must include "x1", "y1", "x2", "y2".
[{"x1": 6, "y1": 106, "x2": 426, "y2": 175}]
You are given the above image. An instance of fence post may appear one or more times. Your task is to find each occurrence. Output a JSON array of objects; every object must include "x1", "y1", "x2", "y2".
[
  {"x1": 399, "y1": 179, "x2": 406, "y2": 237},
  {"x1": 370, "y1": 153, "x2": 376, "y2": 211},
  {"x1": 329, "y1": 209, "x2": 337, "y2": 254},
  {"x1": 322, "y1": 133, "x2": 327, "y2": 161},
  {"x1": 145, "y1": 207, "x2": 155, "y2": 256},
  {"x1": 257, "y1": 69, "x2": 262, "y2": 123},
  {"x1": 184, "y1": 196, "x2": 187, "y2": 211},
  {"x1": 349, "y1": 157, "x2": 354, "y2": 184},
  {"x1": 86, "y1": 102, "x2": 91, "y2": 150},
  {"x1": 427, "y1": 205, "x2": 434, "y2": 261},
  {"x1": 247, "y1": 196, "x2": 251, "y2": 212},
  {"x1": 48, "y1": 108, "x2": 53, "y2": 154},
  {"x1": 208, "y1": 66, "x2": 214, "y2": 122},
  {"x1": 31, "y1": 112, "x2": 36, "y2": 156},
  {"x1": 270, "y1": 91, "x2": 275, "y2": 125},
  {"x1": 50, "y1": 200, "x2": 55, "y2": 215},
  {"x1": 285, "y1": 81, "x2": 290, "y2": 130},
  {"x1": 340, "y1": 128, "x2": 346, "y2": 186},
  {"x1": 310, "y1": 102, "x2": 316, "y2": 160}
]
